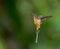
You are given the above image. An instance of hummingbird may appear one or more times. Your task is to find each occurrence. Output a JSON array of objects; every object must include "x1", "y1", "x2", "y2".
[{"x1": 33, "y1": 14, "x2": 52, "y2": 43}]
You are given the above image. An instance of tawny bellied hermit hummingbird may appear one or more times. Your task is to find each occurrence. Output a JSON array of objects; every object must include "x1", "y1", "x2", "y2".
[{"x1": 33, "y1": 14, "x2": 52, "y2": 43}]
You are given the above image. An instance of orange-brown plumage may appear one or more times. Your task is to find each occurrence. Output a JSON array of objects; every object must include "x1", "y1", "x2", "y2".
[{"x1": 34, "y1": 17, "x2": 41, "y2": 31}]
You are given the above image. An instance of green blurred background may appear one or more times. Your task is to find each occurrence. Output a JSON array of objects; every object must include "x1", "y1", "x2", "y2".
[{"x1": 0, "y1": 0, "x2": 60, "y2": 49}]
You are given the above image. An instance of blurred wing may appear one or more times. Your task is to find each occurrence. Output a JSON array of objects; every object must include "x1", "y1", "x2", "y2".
[{"x1": 41, "y1": 16, "x2": 52, "y2": 22}]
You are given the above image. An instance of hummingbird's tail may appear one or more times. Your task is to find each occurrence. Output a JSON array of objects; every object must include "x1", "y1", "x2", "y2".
[{"x1": 35, "y1": 30, "x2": 40, "y2": 44}]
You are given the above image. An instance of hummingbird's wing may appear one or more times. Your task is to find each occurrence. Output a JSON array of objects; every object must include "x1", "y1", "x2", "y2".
[{"x1": 40, "y1": 16, "x2": 52, "y2": 22}]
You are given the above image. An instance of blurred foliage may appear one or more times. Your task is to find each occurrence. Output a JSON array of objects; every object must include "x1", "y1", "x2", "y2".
[{"x1": 0, "y1": 0, "x2": 60, "y2": 49}]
